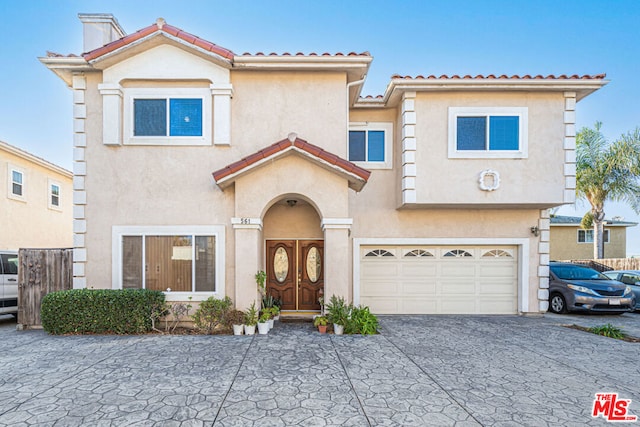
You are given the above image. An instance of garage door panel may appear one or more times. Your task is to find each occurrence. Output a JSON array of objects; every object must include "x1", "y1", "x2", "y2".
[
  {"x1": 402, "y1": 281, "x2": 437, "y2": 295},
  {"x1": 440, "y1": 263, "x2": 476, "y2": 276},
  {"x1": 361, "y1": 297, "x2": 399, "y2": 314},
  {"x1": 477, "y1": 297, "x2": 516, "y2": 313},
  {"x1": 402, "y1": 299, "x2": 438, "y2": 314},
  {"x1": 359, "y1": 245, "x2": 518, "y2": 315},
  {"x1": 361, "y1": 281, "x2": 398, "y2": 296},
  {"x1": 361, "y1": 263, "x2": 399, "y2": 278}
]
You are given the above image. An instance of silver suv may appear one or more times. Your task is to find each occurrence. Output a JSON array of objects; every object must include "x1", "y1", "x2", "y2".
[{"x1": 0, "y1": 251, "x2": 18, "y2": 316}]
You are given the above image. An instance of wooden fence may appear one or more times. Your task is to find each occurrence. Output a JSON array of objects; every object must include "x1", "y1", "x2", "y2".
[
  {"x1": 560, "y1": 258, "x2": 640, "y2": 272},
  {"x1": 17, "y1": 248, "x2": 73, "y2": 329}
]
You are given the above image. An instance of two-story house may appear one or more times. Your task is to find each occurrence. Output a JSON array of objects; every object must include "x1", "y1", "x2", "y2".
[
  {"x1": 40, "y1": 13, "x2": 607, "y2": 315},
  {"x1": 1, "y1": 140, "x2": 72, "y2": 250}
]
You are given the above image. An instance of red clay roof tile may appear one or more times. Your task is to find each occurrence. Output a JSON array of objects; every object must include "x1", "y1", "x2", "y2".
[
  {"x1": 212, "y1": 136, "x2": 370, "y2": 183},
  {"x1": 83, "y1": 20, "x2": 235, "y2": 62},
  {"x1": 389, "y1": 73, "x2": 606, "y2": 80}
]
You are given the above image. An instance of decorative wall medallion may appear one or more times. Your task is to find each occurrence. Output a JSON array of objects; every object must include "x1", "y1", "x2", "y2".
[{"x1": 478, "y1": 169, "x2": 500, "y2": 191}]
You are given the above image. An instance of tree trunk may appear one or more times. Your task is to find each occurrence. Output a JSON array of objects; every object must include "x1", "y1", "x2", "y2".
[{"x1": 593, "y1": 210, "x2": 606, "y2": 259}]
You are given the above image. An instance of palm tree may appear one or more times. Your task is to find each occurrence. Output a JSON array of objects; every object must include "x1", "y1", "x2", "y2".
[{"x1": 576, "y1": 122, "x2": 640, "y2": 259}]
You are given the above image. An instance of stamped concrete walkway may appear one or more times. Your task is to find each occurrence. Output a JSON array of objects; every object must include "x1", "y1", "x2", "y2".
[{"x1": 0, "y1": 313, "x2": 638, "y2": 426}]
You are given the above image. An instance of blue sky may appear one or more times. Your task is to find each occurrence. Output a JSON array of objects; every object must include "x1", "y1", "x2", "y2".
[{"x1": 1, "y1": 0, "x2": 639, "y2": 252}]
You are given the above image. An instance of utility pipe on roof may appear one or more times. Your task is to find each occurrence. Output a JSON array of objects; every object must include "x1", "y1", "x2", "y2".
[{"x1": 346, "y1": 76, "x2": 366, "y2": 156}]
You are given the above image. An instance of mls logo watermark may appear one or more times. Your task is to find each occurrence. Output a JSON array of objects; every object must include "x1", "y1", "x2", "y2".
[{"x1": 592, "y1": 393, "x2": 638, "y2": 422}]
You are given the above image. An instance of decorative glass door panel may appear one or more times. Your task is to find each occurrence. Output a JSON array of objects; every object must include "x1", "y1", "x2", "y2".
[{"x1": 266, "y1": 240, "x2": 323, "y2": 311}]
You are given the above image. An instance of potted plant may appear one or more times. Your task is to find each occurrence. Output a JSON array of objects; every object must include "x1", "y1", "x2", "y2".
[
  {"x1": 244, "y1": 302, "x2": 258, "y2": 335},
  {"x1": 271, "y1": 305, "x2": 281, "y2": 321},
  {"x1": 313, "y1": 315, "x2": 329, "y2": 334},
  {"x1": 230, "y1": 309, "x2": 245, "y2": 335},
  {"x1": 258, "y1": 311, "x2": 271, "y2": 334},
  {"x1": 325, "y1": 295, "x2": 349, "y2": 335},
  {"x1": 256, "y1": 270, "x2": 267, "y2": 298}
]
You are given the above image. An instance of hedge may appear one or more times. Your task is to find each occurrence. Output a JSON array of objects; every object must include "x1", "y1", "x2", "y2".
[{"x1": 41, "y1": 288, "x2": 165, "y2": 335}]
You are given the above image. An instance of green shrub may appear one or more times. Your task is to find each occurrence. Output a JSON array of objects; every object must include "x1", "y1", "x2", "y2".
[
  {"x1": 345, "y1": 305, "x2": 379, "y2": 336},
  {"x1": 325, "y1": 295, "x2": 349, "y2": 326},
  {"x1": 41, "y1": 288, "x2": 165, "y2": 335},
  {"x1": 589, "y1": 323, "x2": 625, "y2": 339},
  {"x1": 192, "y1": 296, "x2": 233, "y2": 334}
]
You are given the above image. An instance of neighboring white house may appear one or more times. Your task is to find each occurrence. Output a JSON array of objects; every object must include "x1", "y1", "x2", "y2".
[
  {"x1": 1, "y1": 140, "x2": 72, "y2": 250},
  {"x1": 40, "y1": 13, "x2": 608, "y2": 314}
]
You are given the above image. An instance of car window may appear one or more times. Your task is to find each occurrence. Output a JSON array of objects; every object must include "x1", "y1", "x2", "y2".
[
  {"x1": 551, "y1": 265, "x2": 609, "y2": 280},
  {"x1": 0, "y1": 254, "x2": 18, "y2": 275},
  {"x1": 621, "y1": 274, "x2": 640, "y2": 285}
]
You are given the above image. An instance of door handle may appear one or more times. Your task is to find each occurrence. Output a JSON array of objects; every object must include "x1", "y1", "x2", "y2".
[{"x1": 7, "y1": 278, "x2": 17, "y2": 282}]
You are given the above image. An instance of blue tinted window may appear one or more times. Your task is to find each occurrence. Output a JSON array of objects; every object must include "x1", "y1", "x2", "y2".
[
  {"x1": 367, "y1": 131, "x2": 385, "y2": 161},
  {"x1": 134, "y1": 99, "x2": 166, "y2": 136},
  {"x1": 170, "y1": 99, "x2": 203, "y2": 136},
  {"x1": 457, "y1": 117, "x2": 486, "y2": 150},
  {"x1": 349, "y1": 131, "x2": 366, "y2": 161},
  {"x1": 489, "y1": 116, "x2": 519, "y2": 150}
]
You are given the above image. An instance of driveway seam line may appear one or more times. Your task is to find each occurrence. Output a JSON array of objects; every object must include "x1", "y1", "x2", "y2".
[
  {"x1": 380, "y1": 331, "x2": 484, "y2": 426},
  {"x1": 212, "y1": 334, "x2": 255, "y2": 424},
  {"x1": 329, "y1": 334, "x2": 373, "y2": 427}
]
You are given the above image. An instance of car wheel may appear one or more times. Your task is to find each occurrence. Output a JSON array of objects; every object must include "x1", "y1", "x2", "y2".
[{"x1": 549, "y1": 293, "x2": 567, "y2": 314}]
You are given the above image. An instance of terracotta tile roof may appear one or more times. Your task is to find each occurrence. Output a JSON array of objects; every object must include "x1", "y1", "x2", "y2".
[
  {"x1": 390, "y1": 73, "x2": 606, "y2": 80},
  {"x1": 83, "y1": 18, "x2": 235, "y2": 62},
  {"x1": 212, "y1": 135, "x2": 371, "y2": 183},
  {"x1": 240, "y1": 51, "x2": 370, "y2": 57}
]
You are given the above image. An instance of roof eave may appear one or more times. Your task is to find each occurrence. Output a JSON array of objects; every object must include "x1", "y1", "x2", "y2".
[
  {"x1": 85, "y1": 32, "x2": 234, "y2": 70},
  {"x1": 379, "y1": 78, "x2": 609, "y2": 106},
  {"x1": 0, "y1": 140, "x2": 72, "y2": 177},
  {"x1": 214, "y1": 146, "x2": 369, "y2": 192},
  {"x1": 38, "y1": 56, "x2": 93, "y2": 87}
]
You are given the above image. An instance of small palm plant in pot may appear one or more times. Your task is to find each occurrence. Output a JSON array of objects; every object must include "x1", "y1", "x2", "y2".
[
  {"x1": 230, "y1": 309, "x2": 245, "y2": 335},
  {"x1": 325, "y1": 295, "x2": 349, "y2": 335},
  {"x1": 244, "y1": 302, "x2": 258, "y2": 335}
]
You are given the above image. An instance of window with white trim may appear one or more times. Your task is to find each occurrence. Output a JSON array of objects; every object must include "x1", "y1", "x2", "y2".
[
  {"x1": 448, "y1": 107, "x2": 528, "y2": 158},
  {"x1": 8, "y1": 166, "x2": 25, "y2": 201},
  {"x1": 48, "y1": 180, "x2": 61, "y2": 209},
  {"x1": 123, "y1": 88, "x2": 211, "y2": 146},
  {"x1": 113, "y1": 226, "x2": 225, "y2": 298},
  {"x1": 578, "y1": 229, "x2": 610, "y2": 244},
  {"x1": 348, "y1": 122, "x2": 393, "y2": 169}
]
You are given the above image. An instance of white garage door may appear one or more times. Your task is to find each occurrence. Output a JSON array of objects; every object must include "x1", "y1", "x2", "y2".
[{"x1": 359, "y1": 245, "x2": 518, "y2": 314}]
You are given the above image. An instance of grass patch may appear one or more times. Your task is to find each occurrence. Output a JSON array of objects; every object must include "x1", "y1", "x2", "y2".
[{"x1": 566, "y1": 323, "x2": 640, "y2": 343}]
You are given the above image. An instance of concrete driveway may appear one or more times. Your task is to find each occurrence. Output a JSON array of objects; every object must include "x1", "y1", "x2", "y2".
[{"x1": 0, "y1": 313, "x2": 638, "y2": 426}]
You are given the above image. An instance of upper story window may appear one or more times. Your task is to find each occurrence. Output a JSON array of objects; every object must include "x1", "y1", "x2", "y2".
[
  {"x1": 448, "y1": 107, "x2": 528, "y2": 159},
  {"x1": 578, "y1": 229, "x2": 610, "y2": 244},
  {"x1": 124, "y1": 88, "x2": 211, "y2": 146},
  {"x1": 348, "y1": 122, "x2": 393, "y2": 169},
  {"x1": 49, "y1": 180, "x2": 61, "y2": 210},
  {"x1": 7, "y1": 166, "x2": 25, "y2": 201}
]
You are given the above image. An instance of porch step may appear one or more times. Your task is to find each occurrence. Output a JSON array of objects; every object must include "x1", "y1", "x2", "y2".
[{"x1": 279, "y1": 311, "x2": 317, "y2": 323}]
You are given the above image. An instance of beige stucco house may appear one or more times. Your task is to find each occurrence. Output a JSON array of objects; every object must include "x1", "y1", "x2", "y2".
[
  {"x1": 40, "y1": 13, "x2": 608, "y2": 315},
  {"x1": 1, "y1": 140, "x2": 72, "y2": 250},
  {"x1": 550, "y1": 215, "x2": 636, "y2": 260}
]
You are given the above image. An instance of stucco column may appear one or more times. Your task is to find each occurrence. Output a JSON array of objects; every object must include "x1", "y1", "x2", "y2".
[
  {"x1": 322, "y1": 219, "x2": 353, "y2": 301},
  {"x1": 232, "y1": 218, "x2": 262, "y2": 310}
]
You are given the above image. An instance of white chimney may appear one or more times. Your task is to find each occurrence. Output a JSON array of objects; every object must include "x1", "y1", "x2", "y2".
[{"x1": 78, "y1": 13, "x2": 126, "y2": 53}]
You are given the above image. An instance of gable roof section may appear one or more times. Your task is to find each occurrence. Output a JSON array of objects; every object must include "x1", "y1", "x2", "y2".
[
  {"x1": 356, "y1": 73, "x2": 609, "y2": 107},
  {"x1": 550, "y1": 215, "x2": 637, "y2": 227},
  {"x1": 212, "y1": 134, "x2": 371, "y2": 192},
  {"x1": 0, "y1": 140, "x2": 72, "y2": 178},
  {"x1": 83, "y1": 18, "x2": 235, "y2": 63}
]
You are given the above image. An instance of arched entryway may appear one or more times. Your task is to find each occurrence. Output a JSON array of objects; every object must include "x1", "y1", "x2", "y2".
[{"x1": 263, "y1": 197, "x2": 323, "y2": 311}]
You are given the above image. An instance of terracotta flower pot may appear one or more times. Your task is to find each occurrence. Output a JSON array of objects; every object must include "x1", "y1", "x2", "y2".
[{"x1": 318, "y1": 325, "x2": 328, "y2": 334}]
